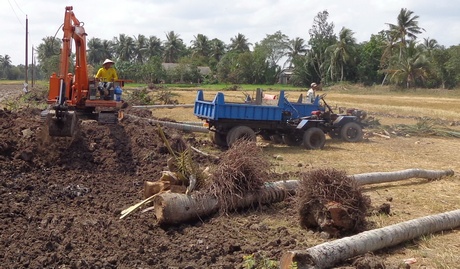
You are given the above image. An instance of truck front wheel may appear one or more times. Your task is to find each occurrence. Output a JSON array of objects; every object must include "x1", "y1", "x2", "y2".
[
  {"x1": 340, "y1": 122, "x2": 363, "y2": 142},
  {"x1": 226, "y1": 126, "x2": 256, "y2": 147},
  {"x1": 303, "y1": 127, "x2": 326, "y2": 150}
]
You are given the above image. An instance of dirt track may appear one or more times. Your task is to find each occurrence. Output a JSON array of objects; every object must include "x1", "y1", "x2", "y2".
[{"x1": 1, "y1": 85, "x2": 459, "y2": 268}]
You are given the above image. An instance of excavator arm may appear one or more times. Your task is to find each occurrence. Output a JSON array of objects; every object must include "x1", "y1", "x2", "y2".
[{"x1": 46, "y1": 6, "x2": 89, "y2": 137}]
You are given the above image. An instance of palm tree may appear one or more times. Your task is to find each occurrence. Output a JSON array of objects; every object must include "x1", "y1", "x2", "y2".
[
  {"x1": 419, "y1": 37, "x2": 440, "y2": 57},
  {"x1": 133, "y1": 34, "x2": 148, "y2": 64},
  {"x1": 209, "y1": 38, "x2": 226, "y2": 62},
  {"x1": 36, "y1": 36, "x2": 61, "y2": 75},
  {"x1": 113, "y1": 34, "x2": 135, "y2": 62},
  {"x1": 191, "y1": 34, "x2": 210, "y2": 58},
  {"x1": 285, "y1": 37, "x2": 307, "y2": 68},
  {"x1": 386, "y1": 8, "x2": 424, "y2": 59},
  {"x1": 87, "y1": 38, "x2": 107, "y2": 66},
  {"x1": 146, "y1": 35, "x2": 163, "y2": 60},
  {"x1": 229, "y1": 33, "x2": 251, "y2": 53},
  {"x1": 163, "y1": 31, "x2": 185, "y2": 63},
  {"x1": 327, "y1": 27, "x2": 356, "y2": 82},
  {"x1": 0, "y1": 55, "x2": 12, "y2": 78},
  {"x1": 386, "y1": 40, "x2": 429, "y2": 88}
]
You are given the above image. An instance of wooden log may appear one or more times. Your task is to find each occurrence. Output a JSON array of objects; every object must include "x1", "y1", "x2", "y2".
[
  {"x1": 154, "y1": 180, "x2": 299, "y2": 224},
  {"x1": 280, "y1": 209, "x2": 460, "y2": 269},
  {"x1": 151, "y1": 169, "x2": 454, "y2": 224},
  {"x1": 351, "y1": 168, "x2": 454, "y2": 186}
]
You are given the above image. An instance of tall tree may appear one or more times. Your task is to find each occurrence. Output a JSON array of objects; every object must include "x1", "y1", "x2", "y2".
[
  {"x1": 286, "y1": 37, "x2": 307, "y2": 68},
  {"x1": 259, "y1": 31, "x2": 290, "y2": 67},
  {"x1": 191, "y1": 34, "x2": 211, "y2": 58},
  {"x1": 87, "y1": 38, "x2": 107, "y2": 66},
  {"x1": 113, "y1": 34, "x2": 135, "y2": 62},
  {"x1": 327, "y1": 27, "x2": 357, "y2": 82},
  {"x1": 229, "y1": 33, "x2": 251, "y2": 53},
  {"x1": 146, "y1": 35, "x2": 164, "y2": 60},
  {"x1": 308, "y1": 10, "x2": 337, "y2": 84},
  {"x1": 386, "y1": 40, "x2": 429, "y2": 88},
  {"x1": 386, "y1": 8, "x2": 424, "y2": 59},
  {"x1": 163, "y1": 31, "x2": 186, "y2": 63},
  {"x1": 36, "y1": 36, "x2": 61, "y2": 75},
  {"x1": 133, "y1": 34, "x2": 148, "y2": 64}
]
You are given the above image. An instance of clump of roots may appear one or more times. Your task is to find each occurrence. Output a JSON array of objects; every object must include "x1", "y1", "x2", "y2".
[
  {"x1": 297, "y1": 168, "x2": 371, "y2": 237},
  {"x1": 205, "y1": 139, "x2": 270, "y2": 214}
]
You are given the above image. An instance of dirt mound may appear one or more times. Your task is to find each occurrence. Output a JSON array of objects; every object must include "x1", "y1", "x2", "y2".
[{"x1": 0, "y1": 108, "x2": 306, "y2": 268}]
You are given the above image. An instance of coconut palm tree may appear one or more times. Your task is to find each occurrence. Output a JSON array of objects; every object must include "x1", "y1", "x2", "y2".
[
  {"x1": 146, "y1": 35, "x2": 163, "y2": 60},
  {"x1": 285, "y1": 37, "x2": 307, "y2": 68},
  {"x1": 229, "y1": 33, "x2": 251, "y2": 53},
  {"x1": 87, "y1": 38, "x2": 107, "y2": 66},
  {"x1": 386, "y1": 40, "x2": 429, "y2": 88},
  {"x1": 209, "y1": 38, "x2": 226, "y2": 62},
  {"x1": 191, "y1": 34, "x2": 210, "y2": 58},
  {"x1": 133, "y1": 34, "x2": 148, "y2": 64},
  {"x1": 113, "y1": 34, "x2": 135, "y2": 62},
  {"x1": 327, "y1": 27, "x2": 356, "y2": 82},
  {"x1": 163, "y1": 31, "x2": 186, "y2": 63},
  {"x1": 386, "y1": 8, "x2": 424, "y2": 59}
]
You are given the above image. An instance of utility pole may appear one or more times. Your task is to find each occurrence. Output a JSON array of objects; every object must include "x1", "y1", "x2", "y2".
[
  {"x1": 32, "y1": 45, "x2": 35, "y2": 89},
  {"x1": 24, "y1": 15, "x2": 29, "y2": 93}
]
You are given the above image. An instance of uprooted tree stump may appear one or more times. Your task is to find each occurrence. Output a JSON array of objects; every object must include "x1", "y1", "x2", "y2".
[{"x1": 297, "y1": 168, "x2": 371, "y2": 237}]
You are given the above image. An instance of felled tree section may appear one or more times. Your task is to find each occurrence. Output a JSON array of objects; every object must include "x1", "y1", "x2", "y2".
[
  {"x1": 203, "y1": 139, "x2": 269, "y2": 214},
  {"x1": 297, "y1": 168, "x2": 371, "y2": 237}
]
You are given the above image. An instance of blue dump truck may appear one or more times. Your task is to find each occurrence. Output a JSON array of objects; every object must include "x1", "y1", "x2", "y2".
[{"x1": 193, "y1": 89, "x2": 365, "y2": 149}]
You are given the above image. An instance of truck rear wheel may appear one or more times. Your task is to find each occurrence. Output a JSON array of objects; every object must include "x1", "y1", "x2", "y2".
[
  {"x1": 303, "y1": 127, "x2": 326, "y2": 150},
  {"x1": 226, "y1": 126, "x2": 256, "y2": 147},
  {"x1": 340, "y1": 122, "x2": 363, "y2": 142}
]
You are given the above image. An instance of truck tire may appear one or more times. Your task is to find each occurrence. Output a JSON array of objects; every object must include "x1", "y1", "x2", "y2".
[
  {"x1": 340, "y1": 122, "x2": 363, "y2": 142},
  {"x1": 210, "y1": 131, "x2": 228, "y2": 147},
  {"x1": 226, "y1": 126, "x2": 256, "y2": 147},
  {"x1": 283, "y1": 134, "x2": 303, "y2": 146},
  {"x1": 303, "y1": 127, "x2": 326, "y2": 150}
]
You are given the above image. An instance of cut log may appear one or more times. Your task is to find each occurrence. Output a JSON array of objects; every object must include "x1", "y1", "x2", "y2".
[
  {"x1": 151, "y1": 169, "x2": 453, "y2": 225},
  {"x1": 154, "y1": 180, "x2": 299, "y2": 224},
  {"x1": 351, "y1": 168, "x2": 454, "y2": 186},
  {"x1": 280, "y1": 209, "x2": 460, "y2": 269}
]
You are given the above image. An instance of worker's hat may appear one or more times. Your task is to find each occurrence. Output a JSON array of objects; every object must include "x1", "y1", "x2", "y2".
[
  {"x1": 311, "y1": 83, "x2": 317, "y2": 87},
  {"x1": 103, "y1": 59, "x2": 115, "y2": 65}
]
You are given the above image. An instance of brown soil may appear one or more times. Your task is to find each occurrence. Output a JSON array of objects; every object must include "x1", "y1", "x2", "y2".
[
  {"x1": 0, "y1": 99, "x2": 304, "y2": 268},
  {"x1": 1, "y1": 84, "x2": 458, "y2": 269}
]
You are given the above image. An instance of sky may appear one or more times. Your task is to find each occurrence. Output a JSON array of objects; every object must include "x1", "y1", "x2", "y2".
[{"x1": 2, "y1": 0, "x2": 459, "y2": 66}]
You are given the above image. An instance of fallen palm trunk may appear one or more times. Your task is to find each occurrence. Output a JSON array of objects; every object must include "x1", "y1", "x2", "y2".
[
  {"x1": 124, "y1": 114, "x2": 209, "y2": 133},
  {"x1": 351, "y1": 168, "x2": 454, "y2": 185},
  {"x1": 154, "y1": 180, "x2": 299, "y2": 224},
  {"x1": 152, "y1": 169, "x2": 453, "y2": 224},
  {"x1": 280, "y1": 209, "x2": 460, "y2": 269}
]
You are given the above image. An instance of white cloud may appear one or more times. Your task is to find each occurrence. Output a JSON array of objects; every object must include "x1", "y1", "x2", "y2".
[{"x1": 1, "y1": 0, "x2": 459, "y2": 66}]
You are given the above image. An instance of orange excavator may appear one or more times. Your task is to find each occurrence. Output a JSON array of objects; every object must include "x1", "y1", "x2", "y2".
[{"x1": 46, "y1": 6, "x2": 126, "y2": 137}]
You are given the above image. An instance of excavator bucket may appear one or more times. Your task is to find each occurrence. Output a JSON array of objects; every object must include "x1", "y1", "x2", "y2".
[{"x1": 46, "y1": 110, "x2": 78, "y2": 137}]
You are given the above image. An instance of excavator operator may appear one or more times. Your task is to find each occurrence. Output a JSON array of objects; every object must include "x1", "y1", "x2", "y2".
[{"x1": 95, "y1": 59, "x2": 118, "y2": 99}]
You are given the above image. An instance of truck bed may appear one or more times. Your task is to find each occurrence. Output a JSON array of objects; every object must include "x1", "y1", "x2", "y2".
[{"x1": 193, "y1": 90, "x2": 322, "y2": 121}]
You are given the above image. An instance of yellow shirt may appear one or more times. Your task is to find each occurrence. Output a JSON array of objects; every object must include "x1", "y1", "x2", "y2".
[{"x1": 95, "y1": 67, "x2": 118, "y2": 82}]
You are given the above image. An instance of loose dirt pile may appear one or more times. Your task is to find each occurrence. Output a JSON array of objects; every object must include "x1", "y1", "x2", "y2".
[{"x1": 0, "y1": 106, "x2": 308, "y2": 269}]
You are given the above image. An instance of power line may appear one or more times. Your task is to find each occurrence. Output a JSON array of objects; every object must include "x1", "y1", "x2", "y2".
[
  {"x1": 7, "y1": 0, "x2": 25, "y2": 28},
  {"x1": 13, "y1": 0, "x2": 26, "y2": 15}
]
